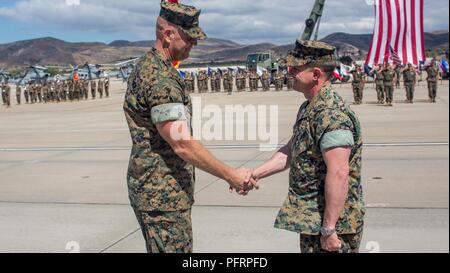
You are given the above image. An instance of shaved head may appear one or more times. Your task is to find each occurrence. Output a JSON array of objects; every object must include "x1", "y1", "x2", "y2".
[{"x1": 154, "y1": 16, "x2": 196, "y2": 61}]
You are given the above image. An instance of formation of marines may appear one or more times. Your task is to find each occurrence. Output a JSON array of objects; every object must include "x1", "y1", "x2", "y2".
[
  {"x1": 1, "y1": 78, "x2": 110, "y2": 108},
  {"x1": 180, "y1": 68, "x2": 295, "y2": 94},
  {"x1": 350, "y1": 61, "x2": 441, "y2": 106}
]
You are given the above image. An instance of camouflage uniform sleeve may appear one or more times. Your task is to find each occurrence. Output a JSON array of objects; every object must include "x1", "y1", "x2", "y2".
[
  {"x1": 314, "y1": 109, "x2": 355, "y2": 152},
  {"x1": 149, "y1": 82, "x2": 187, "y2": 125}
]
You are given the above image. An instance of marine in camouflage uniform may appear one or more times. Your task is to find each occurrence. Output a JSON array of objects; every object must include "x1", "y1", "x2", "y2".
[
  {"x1": 98, "y1": 78, "x2": 104, "y2": 99},
  {"x1": 249, "y1": 71, "x2": 259, "y2": 92},
  {"x1": 29, "y1": 83, "x2": 36, "y2": 104},
  {"x1": 211, "y1": 72, "x2": 220, "y2": 92},
  {"x1": 255, "y1": 40, "x2": 365, "y2": 253},
  {"x1": 426, "y1": 61, "x2": 439, "y2": 103},
  {"x1": 183, "y1": 72, "x2": 193, "y2": 93},
  {"x1": 382, "y1": 64, "x2": 396, "y2": 106},
  {"x1": 275, "y1": 72, "x2": 284, "y2": 91},
  {"x1": 351, "y1": 65, "x2": 365, "y2": 105},
  {"x1": 394, "y1": 65, "x2": 402, "y2": 88},
  {"x1": 123, "y1": 0, "x2": 206, "y2": 254},
  {"x1": 287, "y1": 75, "x2": 294, "y2": 90},
  {"x1": 275, "y1": 83, "x2": 366, "y2": 253},
  {"x1": 197, "y1": 71, "x2": 205, "y2": 93},
  {"x1": 68, "y1": 80, "x2": 74, "y2": 101},
  {"x1": 49, "y1": 82, "x2": 55, "y2": 102},
  {"x1": 1, "y1": 83, "x2": 5, "y2": 106},
  {"x1": 236, "y1": 71, "x2": 245, "y2": 92},
  {"x1": 104, "y1": 78, "x2": 110, "y2": 97},
  {"x1": 373, "y1": 65, "x2": 385, "y2": 104},
  {"x1": 261, "y1": 70, "x2": 270, "y2": 91},
  {"x1": 402, "y1": 64, "x2": 416, "y2": 103},
  {"x1": 215, "y1": 72, "x2": 222, "y2": 92},
  {"x1": 16, "y1": 85, "x2": 22, "y2": 105},
  {"x1": 42, "y1": 83, "x2": 49, "y2": 103},
  {"x1": 225, "y1": 71, "x2": 234, "y2": 94},
  {"x1": 1, "y1": 82, "x2": 11, "y2": 108},
  {"x1": 61, "y1": 81, "x2": 67, "y2": 101},
  {"x1": 91, "y1": 80, "x2": 97, "y2": 99},
  {"x1": 24, "y1": 84, "x2": 30, "y2": 104},
  {"x1": 84, "y1": 79, "x2": 89, "y2": 100}
]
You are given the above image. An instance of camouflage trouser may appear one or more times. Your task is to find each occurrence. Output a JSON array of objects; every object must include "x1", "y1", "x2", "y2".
[
  {"x1": 134, "y1": 208, "x2": 193, "y2": 253},
  {"x1": 1, "y1": 92, "x2": 5, "y2": 105},
  {"x1": 91, "y1": 88, "x2": 96, "y2": 99},
  {"x1": 300, "y1": 229, "x2": 364, "y2": 253},
  {"x1": 105, "y1": 86, "x2": 109, "y2": 97},
  {"x1": 405, "y1": 84, "x2": 415, "y2": 101},
  {"x1": 384, "y1": 85, "x2": 394, "y2": 103},
  {"x1": 24, "y1": 91, "x2": 29, "y2": 103},
  {"x1": 376, "y1": 84, "x2": 385, "y2": 103},
  {"x1": 428, "y1": 82, "x2": 437, "y2": 99},
  {"x1": 16, "y1": 92, "x2": 21, "y2": 104}
]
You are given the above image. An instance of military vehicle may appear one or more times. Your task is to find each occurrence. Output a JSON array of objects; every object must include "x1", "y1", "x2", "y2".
[
  {"x1": 246, "y1": 52, "x2": 278, "y2": 74},
  {"x1": 245, "y1": 0, "x2": 326, "y2": 76}
]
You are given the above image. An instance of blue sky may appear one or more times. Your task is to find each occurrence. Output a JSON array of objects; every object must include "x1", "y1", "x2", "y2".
[{"x1": 0, "y1": 0, "x2": 448, "y2": 45}]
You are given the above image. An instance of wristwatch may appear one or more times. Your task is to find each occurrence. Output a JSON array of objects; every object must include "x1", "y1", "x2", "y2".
[{"x1": 320, "y1": 227, "x2": 336, "y2": 237}]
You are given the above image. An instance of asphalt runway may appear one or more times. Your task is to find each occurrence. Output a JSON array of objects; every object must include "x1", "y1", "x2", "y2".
[{"x1": 0, "y1": 79, "x2": 448, "y2": 253}]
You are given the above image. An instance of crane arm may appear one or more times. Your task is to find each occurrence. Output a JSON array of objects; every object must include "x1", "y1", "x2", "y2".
[{"x1": 300, "y1": 0, "x2": 326, "y2": 41}]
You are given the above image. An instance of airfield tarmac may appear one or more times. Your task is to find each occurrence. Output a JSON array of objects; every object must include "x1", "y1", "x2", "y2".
[{"x1": 0, "y1": 79, "x2": 448, "y2": 253}]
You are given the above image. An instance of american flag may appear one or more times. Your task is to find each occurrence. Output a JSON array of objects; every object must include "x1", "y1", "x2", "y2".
[
  {"x1": 366, "y1": 0, "x2": 426, "y2": 66},
  {"x1": 389, "y1": 45, "x2": 402, "y2": 65}
]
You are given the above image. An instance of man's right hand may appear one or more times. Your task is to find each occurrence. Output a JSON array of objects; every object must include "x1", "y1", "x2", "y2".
[{"x1": 228, "y1": 167, "x2": 259, "y2": 195}]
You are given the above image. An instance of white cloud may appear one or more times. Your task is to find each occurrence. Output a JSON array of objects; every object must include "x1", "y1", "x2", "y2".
[{"x1": 0, "y1": 0, "x2": 448, "y2": 44}]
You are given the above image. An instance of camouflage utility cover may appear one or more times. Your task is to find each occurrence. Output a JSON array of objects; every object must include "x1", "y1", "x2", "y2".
[
  {"x1": 159, "y1": 0, "x2": 206, "y2": 40},
  {"x1": 287, "y1": 40, "x2": 336, "y2": 66}
]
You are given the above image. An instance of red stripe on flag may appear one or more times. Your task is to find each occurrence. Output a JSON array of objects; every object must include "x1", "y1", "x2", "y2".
[
  {"x1": 384, "y1": 0, "x2": 393, "y2": 64},
  {"x1": 411, "y1": 0, "x2": 418, "y2": 65},
  {"x1": 420, "y1": 0, "x2": 426, "y2": 62},
  {"x1": 402, "y1": 0, "x2": 408, "y2": 65},
  {"x1": 393, "y1": 0, "x2": 401, "y2": 51},
  {"x1": 374, "y1": 1, "x2": 384, "y2": 64}
]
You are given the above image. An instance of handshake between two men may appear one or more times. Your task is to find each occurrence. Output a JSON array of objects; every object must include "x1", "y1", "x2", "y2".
[
  {"x1": 227, "y1": 167, "x2": 259, "y2": 196},
  {"x1": 156, "y1": 119, "x2": 291, "y2": 197}
]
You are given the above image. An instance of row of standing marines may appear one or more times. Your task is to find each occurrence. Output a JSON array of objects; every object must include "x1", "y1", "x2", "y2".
[
  {"x1": 184, "y1": 69, "x2": 294, "y2": 94},
  {"x1": 350, "y1": 61, "x2": 441, "y2": 106},
  {"x1": 1, "y1": 78, "x2": 110, "y2": 108},
  {"x1": 2, "y1": 62, "x2": 441, "y2": 108}
]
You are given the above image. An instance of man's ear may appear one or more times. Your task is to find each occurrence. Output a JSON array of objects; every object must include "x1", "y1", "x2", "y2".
[
  {"x1": 163, "y1": 29, "x2": 175, "y2": 44},
  {"x1": 312, "y1": 67, "x2": 322, "y2": 81}
]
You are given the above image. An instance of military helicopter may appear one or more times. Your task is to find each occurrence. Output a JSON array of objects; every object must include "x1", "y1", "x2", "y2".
[
  {"x1": 17, "y1": 65, "x2": 50, "y2": 85},
  {"x1": 102, "y1": 57, "x2": 140, "y2": 82},
  {"x1": 73, "y1": 63, "x2": 104, "y2": 80},
  {"x1": 0, "y1": 69, "x2": 11, "y2": 83}
]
